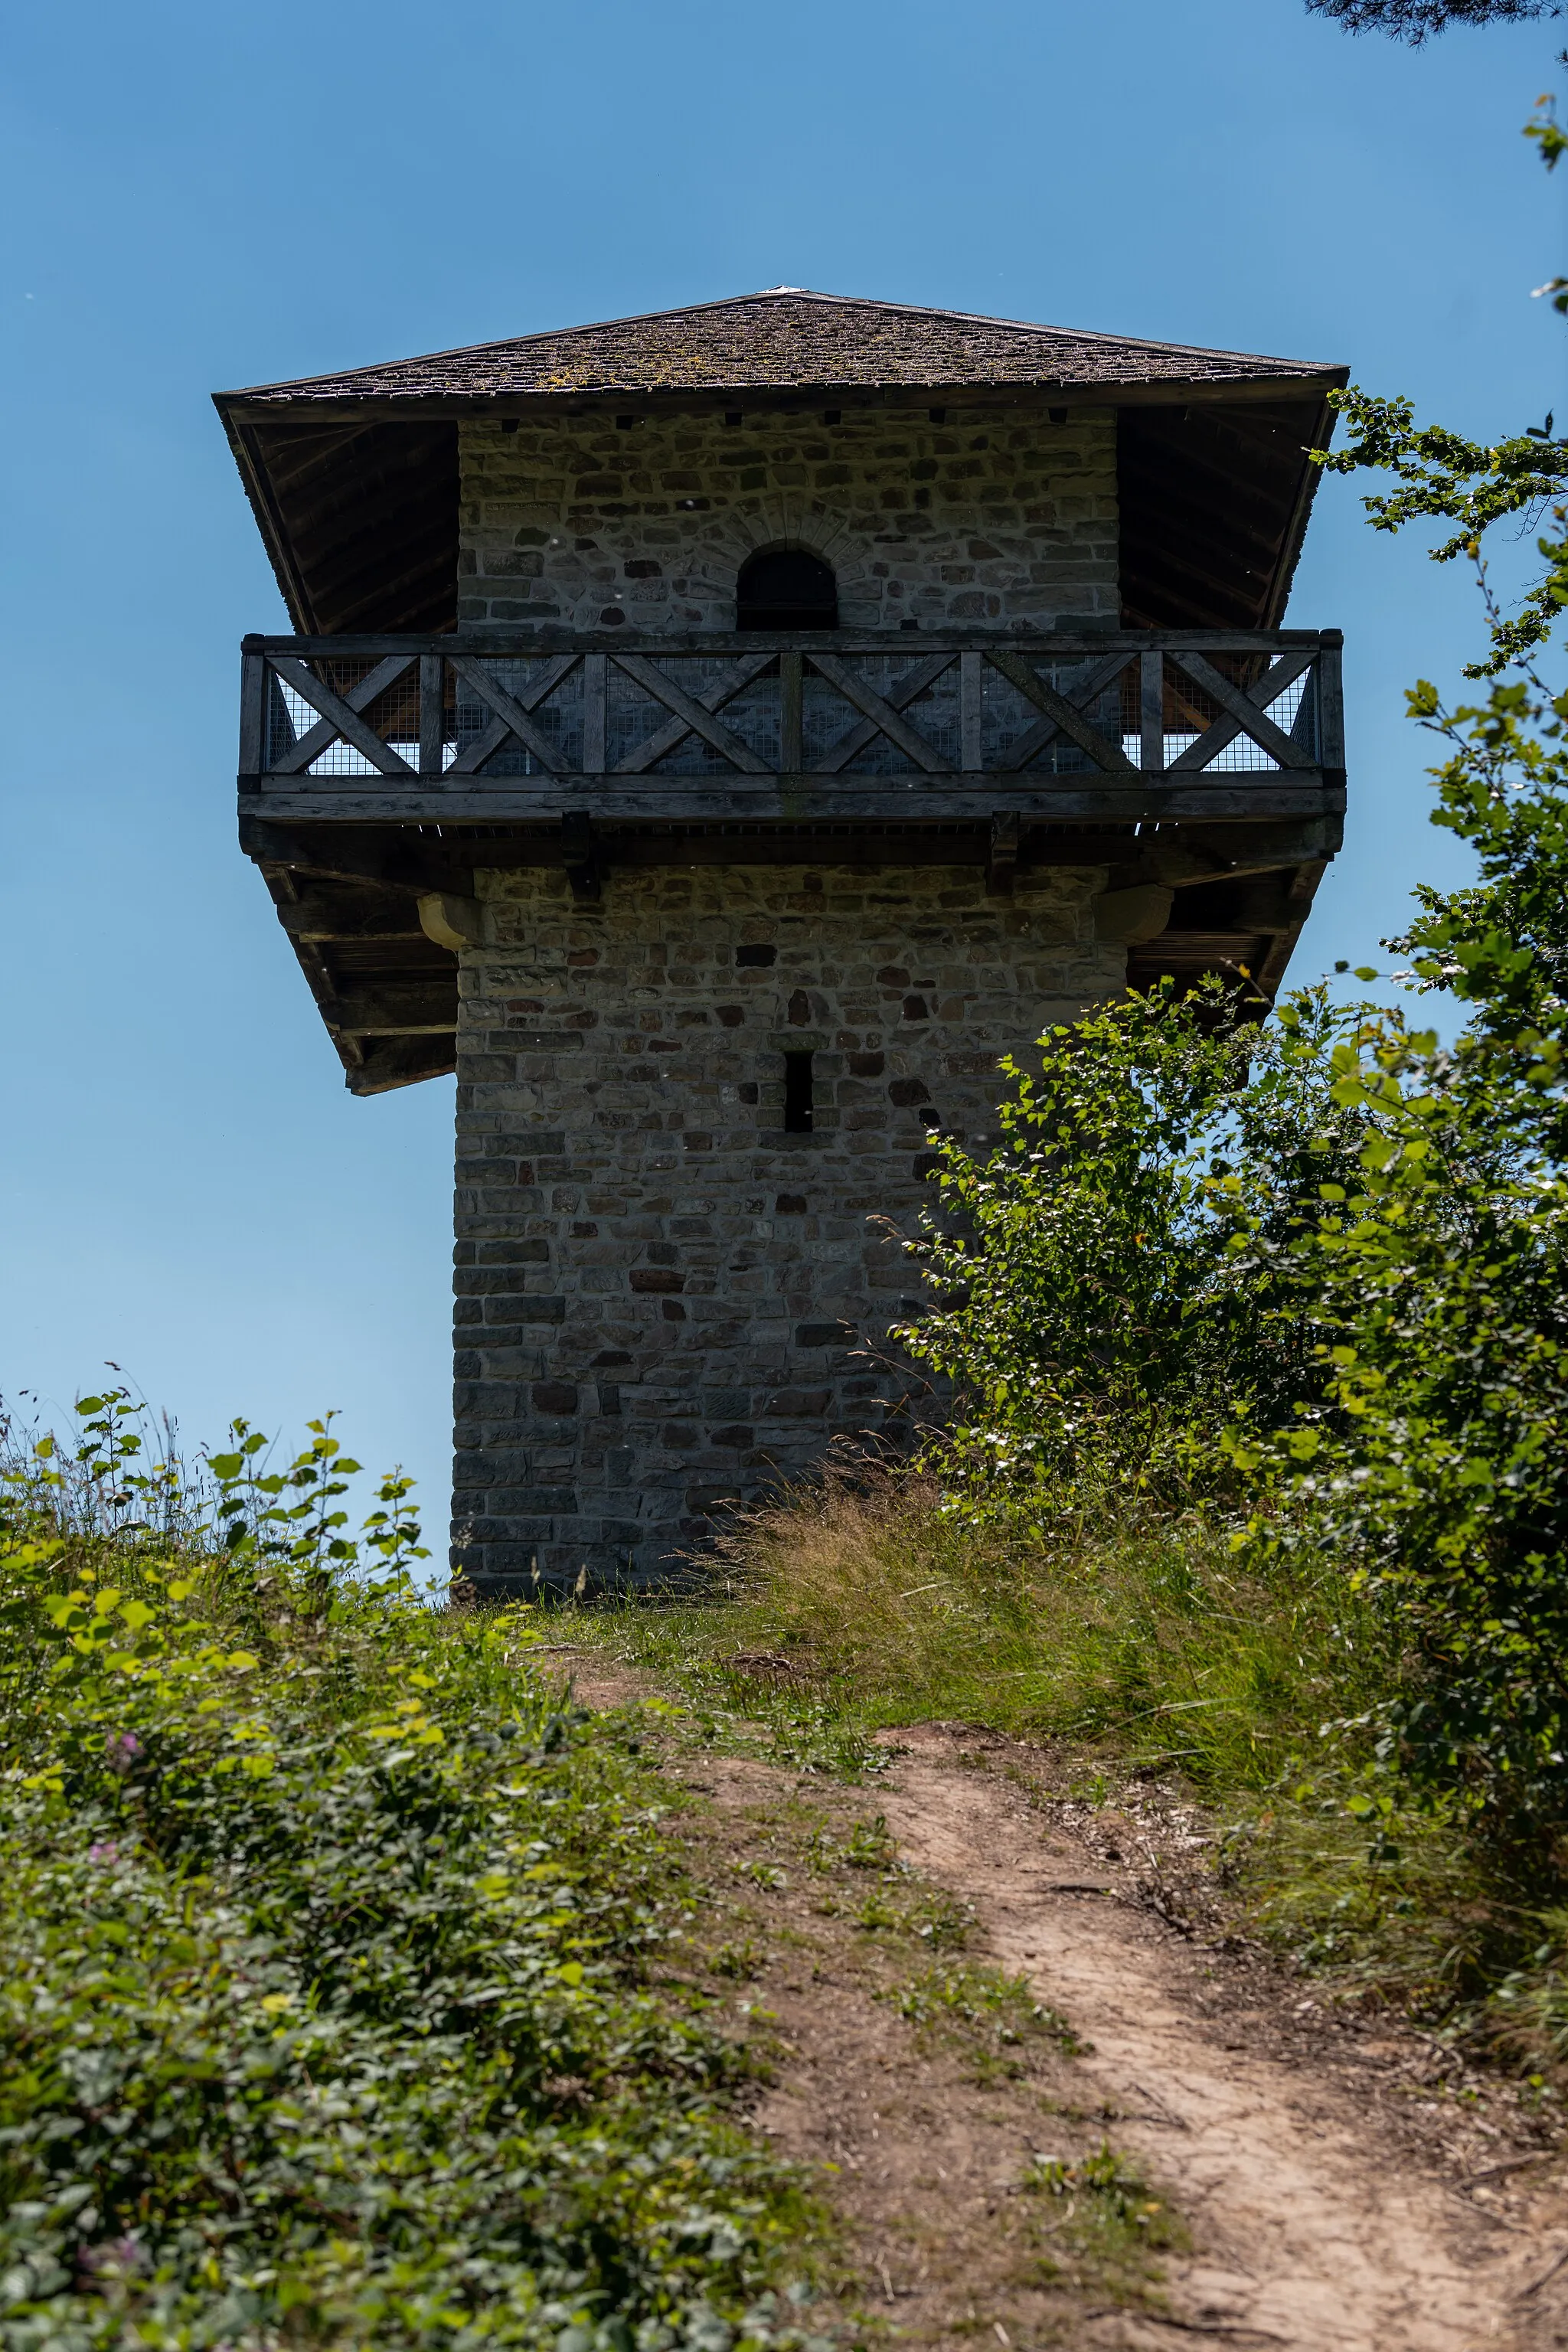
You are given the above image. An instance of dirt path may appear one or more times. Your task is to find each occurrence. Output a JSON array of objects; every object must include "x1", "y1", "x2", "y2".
[
  {"x1": 877, "y1": 1726, "x2": 1567, "y2": 2351},
  {"x1": 567, "y1": 1668, "x2": 1568, "y2": 2349}
]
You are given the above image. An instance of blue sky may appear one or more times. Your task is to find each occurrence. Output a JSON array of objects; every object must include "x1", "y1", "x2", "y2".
[{"x1": 2, "y1": 0, "x2": 1563, "y2": 1527}]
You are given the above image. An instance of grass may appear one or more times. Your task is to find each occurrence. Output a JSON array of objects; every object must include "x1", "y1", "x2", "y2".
[
  {"x1": 574, "y1": 1475, "x2": 1390, "y2": 1792},
  {"x1": 560, "y1": 1475, "x2": 1568, "y2": 2091}
]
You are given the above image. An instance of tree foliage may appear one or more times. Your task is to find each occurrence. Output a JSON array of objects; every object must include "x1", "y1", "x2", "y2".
[
  {"x1": 1307, "y1": 0, "x2": 1562, "y2": 38},
  {"x1": 897, "y1": 92, "x2": 1568, "y2": 1849}
]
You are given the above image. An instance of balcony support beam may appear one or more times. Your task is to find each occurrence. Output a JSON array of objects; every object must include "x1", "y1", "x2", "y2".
[{"x1": 242, "y1": 776, "x2": 1342, "y2": 827}]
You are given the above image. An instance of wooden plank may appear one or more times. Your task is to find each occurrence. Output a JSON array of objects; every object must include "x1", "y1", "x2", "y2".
[
  {"x1": 561, "y1": 811, "x2": 601, "y2": 902},
  {"x1": 269, "y1": 654, "x2": 416, "y2": 777},
  {"x1": 1318, "y1": 632, "x2": 1345, "y2": 770},
  {"x1": 1140, "y1": 648, "x2": 1165, "y2": 775},
  {"x1": 583, "y1": 652, "x2": 606, "y2": 773},
  {"x1": 446, "y1": 655, "x2": 565, "y2": 776},
  {"x1": 815, "y1": 652, "x2": 956, "y2": 775},
  {"x1": 987, "y1": 648, "x2": 1137, "y2": 775},
  {"x1": 1165, "y1": 649, "x2": 1312, "y2": 772},
  {"x1": 261, "y1": 760, "x2": 542, "y2": 798},
  {"x1": 808, "y1": 652, "x2": 949, "y2": 773},
  {"x1": 277, "y1": 891, "x2": 427, "y2": 941},
  {"x1": 610, "y1": 653, "x2": 772, "y2": 773},
  {"x1": 240, "y1": 828, "x2": 477, "y2": 898},
  {"x1": 326, "y1": 982, "x2": 460, "y2": 1034},
  {"x1": 419, "y1": 654, "x2": 446, "y2": 778},
  {"x1": 347, "y1": 1037, "x2": 458, "y2": 1096},
  {"x1": 243, "y1": 779, "x2": 1337, "y2": 825},
  {"x1": 615, "y1": 651, "x2": 775, "y2": 774},
  {"x1": 240, "y1": 650, "x2": 266, "y2": 775},
  {"x1": 960, "y1": 650, "x2": 982, "y2": 773},
  {"x1": 258, "y1": 627, "x2": 1329, "y2": 660},
  {"x1": 779, "y1": 649, "x2": 803, "y2": 774}
]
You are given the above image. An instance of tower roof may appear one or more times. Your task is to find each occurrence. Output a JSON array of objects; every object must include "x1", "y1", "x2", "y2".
[
  {"x1": 215, "y1": 289, "x2": 1346, "y2": 638},
  {"x1": 223, "y1": 288, "x2": 1341, "y2": 405}
]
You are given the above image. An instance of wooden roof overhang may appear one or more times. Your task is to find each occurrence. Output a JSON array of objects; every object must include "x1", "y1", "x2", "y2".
[{"x1": 216, "y1": 372, "x2": 1343, "y2": 643}]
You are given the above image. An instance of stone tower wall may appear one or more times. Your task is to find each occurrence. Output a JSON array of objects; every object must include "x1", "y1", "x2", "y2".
[
  {"x1": 457, "y1": 401, "x2": 1119, "y2": 635},
  {"x1": 452, "y1": 861, "x2": 1129, "y2": 1592}
]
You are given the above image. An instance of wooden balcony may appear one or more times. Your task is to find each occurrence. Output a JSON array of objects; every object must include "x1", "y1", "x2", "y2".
[
  {"x1": 238, "y1": 626, "x2": 1345, "y2": 1095},
  {"x1": 240, "y1": 627, "x2": 1344, "y2": 829}
]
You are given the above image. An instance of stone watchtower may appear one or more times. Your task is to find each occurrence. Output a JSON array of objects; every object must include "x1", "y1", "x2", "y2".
[{"x1": 217, "y1": 289, "x2": 1348, "y2": 1590}]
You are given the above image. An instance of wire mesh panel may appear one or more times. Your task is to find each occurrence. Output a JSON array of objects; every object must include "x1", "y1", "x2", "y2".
[
  {"x1": 265, "y1": 660, "x2": 425, "y2": 775},
  {"x1": 454, "y1": 658, "x2": 584, "y2": 776},
  {"x1": 1126, "y1": 652, "x2": 1319, "y2": 773},
  {"x1": 253, "y1": 635, "x2": 1332, "y2": 790},
  {"x1": 813, "y1": 653, "x2": 963, "y2": 774},
  {"x1": 982, "y1": 656, "x2": 1127, "y2": 776}
]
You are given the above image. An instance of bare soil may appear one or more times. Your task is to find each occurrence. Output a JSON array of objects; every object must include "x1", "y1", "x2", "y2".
[{"x1": 568, "y1": 1665, "x2": 1568, "y2": 2350}]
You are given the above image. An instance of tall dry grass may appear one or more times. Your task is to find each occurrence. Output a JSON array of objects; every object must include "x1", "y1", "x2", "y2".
[{"x1": 590, "y1": 1473, "x2": 1391, "y2": 1795}]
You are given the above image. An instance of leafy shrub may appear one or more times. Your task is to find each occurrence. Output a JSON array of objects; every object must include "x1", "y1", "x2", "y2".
[
  {"x1": 892, "y1": 978, "x2": 1390, "y2": 1517},
  {"x1": 0, "y1": 1401, "x2": 818, "y2": 2350}
]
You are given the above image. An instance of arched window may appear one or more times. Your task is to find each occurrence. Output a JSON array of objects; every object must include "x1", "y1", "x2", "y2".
[{"x1": 737, "y1": 547, "x2": 838, "y2": 632}]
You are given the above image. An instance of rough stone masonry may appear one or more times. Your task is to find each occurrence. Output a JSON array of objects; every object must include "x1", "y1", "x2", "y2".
[
  {"x1": 449, "y1": 395, "x2": 1135, "y2": 1589},
  {"x1": 457, "y1": 399, "x2": 1119, "y2": 634},
  {"x1": 452, "y1": 861, "x2": 1129, "y2": 1591}
]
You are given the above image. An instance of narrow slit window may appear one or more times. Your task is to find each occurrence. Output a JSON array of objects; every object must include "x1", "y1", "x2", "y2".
[{"x1": 782, "y1": 1050, "x2": 814, "y2": 1133}]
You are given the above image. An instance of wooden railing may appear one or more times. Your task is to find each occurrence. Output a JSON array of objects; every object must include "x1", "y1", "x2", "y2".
[{"x1": 239, "y1": 629, "x2": 1344, "y2": 825}]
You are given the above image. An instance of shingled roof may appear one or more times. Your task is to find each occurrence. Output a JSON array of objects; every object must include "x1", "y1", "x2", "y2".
[{"x1": 225, "y1": 288, "x2": 1340, "y2": 405}]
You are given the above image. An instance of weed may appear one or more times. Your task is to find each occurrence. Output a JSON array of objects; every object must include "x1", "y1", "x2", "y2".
[
  {"x1": 851, "y1": 1888, "x2": 903, "y2": 1932},
  {"x1": 844, "y1": 1813, "x2": 899, "y2": 1869},
  {"x1": 805, "y1": 1814, "x2": 900, "y2": 1876},
  {"x1": 710, "y1": 1936, "x2": 768, "y2": 1980},
  {"x1": 1018, "y1": 2142, "x2": 1184, "y2": 2295},
  {"x1": 883, "y1": 1962, "x2": 1082, "y2": 2074},
  {"x1": 851, "y1": 1882, "x2": 973, "y2": 1947}
]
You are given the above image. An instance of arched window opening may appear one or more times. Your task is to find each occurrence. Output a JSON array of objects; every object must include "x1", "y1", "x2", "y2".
[{"x1": 737, "y1": 548, "x2": 838, "y2": 632}]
